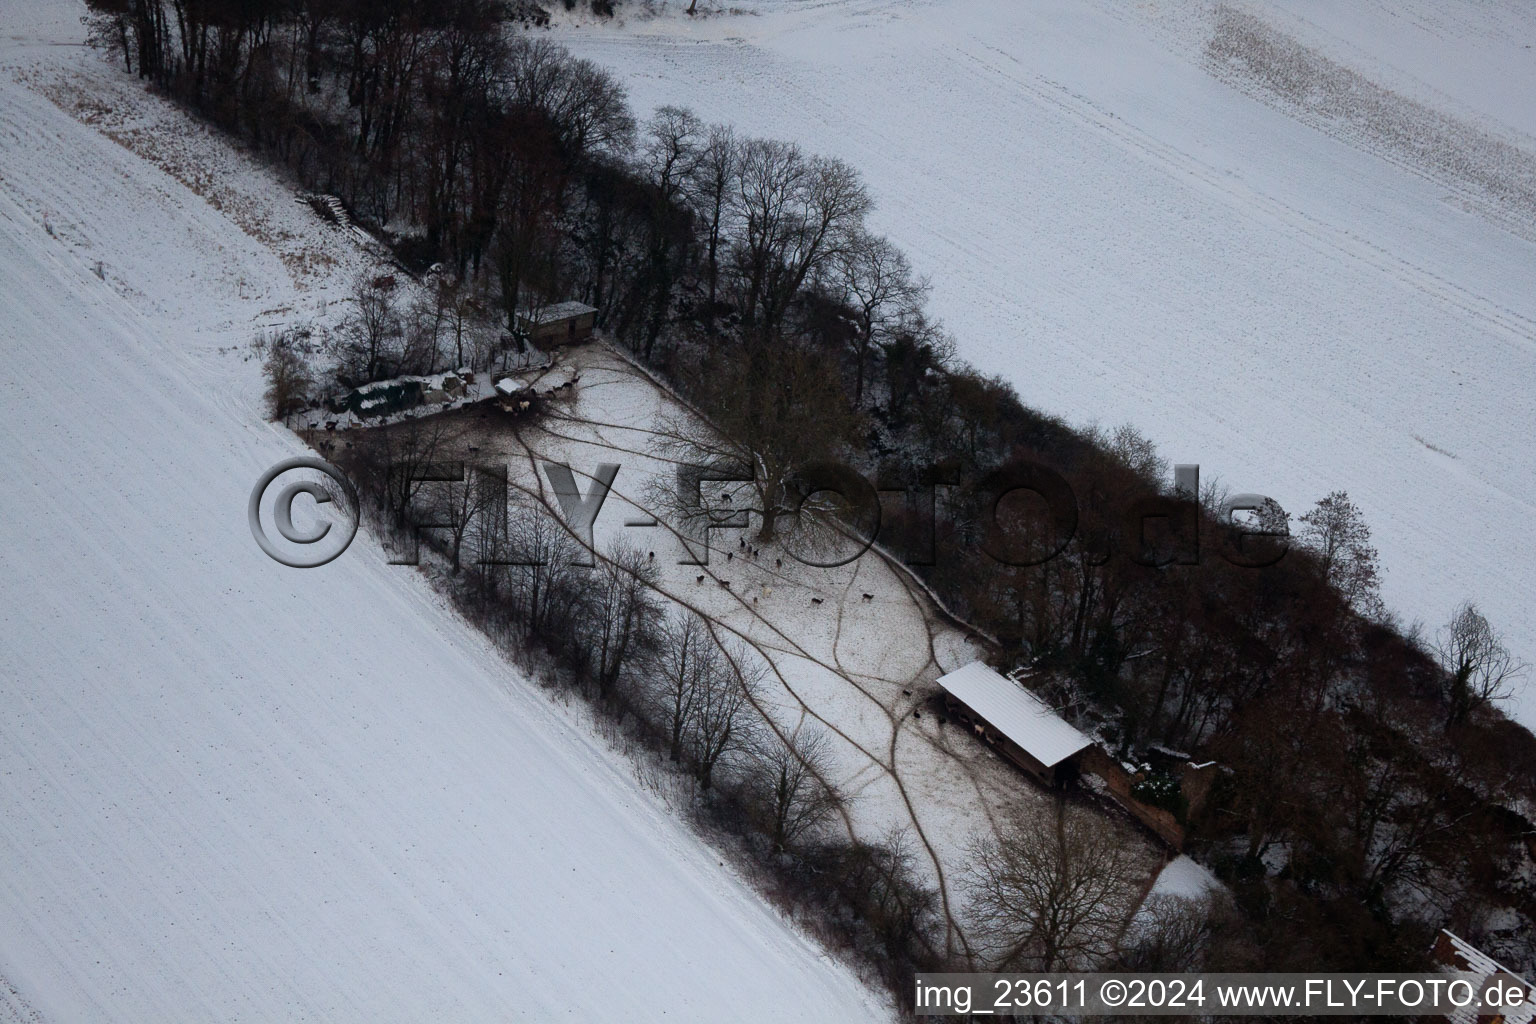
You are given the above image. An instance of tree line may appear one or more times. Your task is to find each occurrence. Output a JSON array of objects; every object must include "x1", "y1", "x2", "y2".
[{"x1": 329, "y1": 417, "x2": 941, "y2": 997}]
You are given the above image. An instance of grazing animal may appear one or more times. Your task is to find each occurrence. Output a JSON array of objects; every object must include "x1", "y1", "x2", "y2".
[
  {"x1": 913, "y1": 711, "x2": 922, "y2": 720},
  {"x1": 647, "y1": 551, "x2": 655, "y2": 561},
  {"x1": 738, "y1": 538, "x2": 744, "y2": 549},
  {"x1": 726, "y1": 551, "x2": 733, "y2": 562},
  {"x1": 902, "y1": 689, "x2": 912, "y2": 697},
  {"x1": 696, "y1": 575, "x2": 705, "y2": 584},
  {"x1": 811, "y1": 597, "x2": 823, "y2": 605},
  {"x1": 861, "y1": 593, "x2": 873, "y2": 602},
  {"x1": 719, "y1": 580, "x2": 731, "y2": 588},
  {"x1": 774, "y1": 558, "x2": 782, "y2": 568},
  {"x1": 325, "y1": 421, "x2": 337, "y2": 431}
]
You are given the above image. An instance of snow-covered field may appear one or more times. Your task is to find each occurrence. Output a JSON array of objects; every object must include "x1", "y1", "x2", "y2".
[
  {"x1": 0, "y1": 5, "x2": 890, "y2": 1020},
  {"x1": 550, "y1": 0, "x2": 1536, "y2": 727}
]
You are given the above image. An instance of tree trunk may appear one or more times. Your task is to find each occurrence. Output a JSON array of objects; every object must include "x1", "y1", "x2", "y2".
[{"x1": 755, "y1": 477, "x2": 782, "y2": 543}]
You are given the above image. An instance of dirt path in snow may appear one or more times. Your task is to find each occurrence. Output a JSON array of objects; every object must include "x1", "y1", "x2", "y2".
[{"x1": 383, "y1": 348, "x2": 1131, "y2": 963}]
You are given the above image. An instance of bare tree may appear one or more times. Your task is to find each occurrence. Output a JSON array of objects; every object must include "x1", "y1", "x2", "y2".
[
  {"x1": 339, "y1": 274, "x2": 403, "y2": 384},
  {"x1": 466, "y1": 464, "x2": 510, "y2": 582},
  {"x1": 1297, "y1": 490, "x2": 1383, "y2": 618},
  {"x1": 478, "y1": 101, "x2": 564, "y2": 338},
  {"x1": 644, "y1": 105, "x2": 703, "y2": 204},
  {"x1": 651, "y1": 610, "x2": 717, "y2": 763},
  {"x1": 553, "y1": 56, "x2": 637, "y2": 159},
  {"x1": 503, "y1": 497, "x2": 586, "y2": 643},
  {"x1": 81, "y1": 0, "x2": 134, "y2": 72},
  {"x1": 1098, "y1": 422, "x2": 1168, "y2": 483},
  {"x1": 749, "y1": 724, "x2": 840, "y2": 851},
  {"x1": 637, "y1": 106, "x2": 703, "y2": 358},
  {"x1": 688, "y1": 638, "x2": 761, "y2": 791},
  {"x1": 687, "y1": 123, "x2": 739, "y2": 316},
  {"x1": 502, "y1": 36, "x2": 635, "y2": 162},
  {"x1": 350, "y1": 415, "x2": 452, "y2": 528},
  {"x1": 418, "y1": 0, "x2": 506, "y2": 259},
  {"x1": 730, "y1": 139, "x2": 871, "y2": 339},
  {"x1": 402, "y1": 290, "x2": 447, "y2": 376},
  {"x1": 586, "y1": 541, "x2": 659, "y2": 698},
  {"x1": 424, "y1": 464, "x2": 502, "y2": 573},
  {"x1": 1115, "y1": 893, "x2": 1219, "y2": 971},
  {"x1": 262, "y1": 331, "x2": 314, "y2": 423},
  {"x1": 849, "y1": 827, "x2": 937, "y2": 965},
  {"x1": 1436, "y1": 601, "x2": 1528, "y2": 727},
  {"x1": 836, "y1": 231, "x2": 926, "y2": 406},
  {"x1": 646, "y1": 612, "x2": 758, "y2": 790},
  {"x1": 652, "y1": 342, "x2": 863, "y2": 543},
  {"x1": 434, "y1": 280, "x2": 495, "y2": 370},
  {"x1": 964, "y1": 804, "x2": 1143, "y2": 971}
]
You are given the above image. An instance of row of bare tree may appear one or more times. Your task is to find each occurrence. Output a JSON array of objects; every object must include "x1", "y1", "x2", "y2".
[
  {"x1": 322, "y1": 424, "x2": 959, "y2": 992},
  {"x1": 336, "y1": 429, "x2": 843, "y2": 826}
]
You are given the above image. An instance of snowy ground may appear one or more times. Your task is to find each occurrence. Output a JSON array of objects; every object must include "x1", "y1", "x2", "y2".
[
  {"x1": 0, "y1": 5, "x2": 890, "y2": 1020},
  {"x1": 549, "y1": 0, "x2": 1536, "y2": 727},
  {"x1": 399, "y1": 343, "x2": 1162, "y2": 959},
  {"x1": 1148, "y1": 854, "x2": 1222, "y2": 904}
]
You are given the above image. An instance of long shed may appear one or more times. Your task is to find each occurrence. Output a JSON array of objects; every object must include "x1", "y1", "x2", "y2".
[
  {"x1": 1432, "y1": 929, "x2": 1535, "y2": 1024},
  {"x1": 517, "y1": 301, "x2": 597, "y2": 350},
  {"x1": 936, "y1": 662, "x2": 1092, "y2": 787}
]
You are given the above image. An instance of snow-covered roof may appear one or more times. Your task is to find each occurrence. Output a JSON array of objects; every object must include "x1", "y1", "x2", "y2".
[
  {"x1": 1437, "y1": 930, "x2": 1536, "y2": 1024},
  {"x1": 520, "y1": 301, "x2": 597, "y2": 325},
  {"x1": 1148, "y1": 855, "x2": 1222, "y2": 902},
  {"x1": 936, "y1": 662, "x2": 1092, "y2": 767}
]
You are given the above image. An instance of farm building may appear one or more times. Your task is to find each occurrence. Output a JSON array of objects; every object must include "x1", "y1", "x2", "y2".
[
  {"x1": 936, "y1": 662, "x2": 1092, "y2": 788},
  {"x1": 517, "y1": 301, "x2": 598, "y2": 350},
  {"x1": 1431, "y1": 929, "x2": 1535, "y2": 1024}
]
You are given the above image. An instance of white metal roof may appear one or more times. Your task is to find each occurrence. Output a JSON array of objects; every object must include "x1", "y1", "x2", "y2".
[
  {"x1": 936, "y1": 662, "x2": 1092, "y2": 767},
  {"x1": 1439, "y1": 930, "x2": 1535, "y2": 1024},
  {"x1": 520, "y1": 301, "x2": 597, "y2": 325}
]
